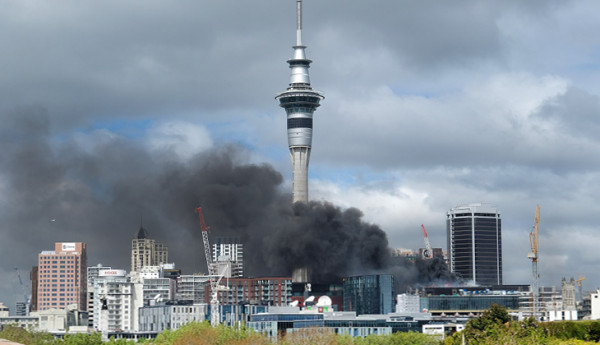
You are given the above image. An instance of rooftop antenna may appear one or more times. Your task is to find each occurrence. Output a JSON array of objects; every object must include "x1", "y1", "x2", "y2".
[{"x1": 296, "y1": 0, "x2": 303, "y2": 46}]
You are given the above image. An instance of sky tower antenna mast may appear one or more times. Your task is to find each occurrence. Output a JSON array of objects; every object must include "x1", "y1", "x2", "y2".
[{"x1": 296, "y1": 0, "x2": 302, "y2": 46}]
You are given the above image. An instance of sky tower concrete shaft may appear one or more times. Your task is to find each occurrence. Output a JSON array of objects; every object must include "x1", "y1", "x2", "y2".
[{"x1": 276, "y1": 0, "x2": 324, "y2": 204}]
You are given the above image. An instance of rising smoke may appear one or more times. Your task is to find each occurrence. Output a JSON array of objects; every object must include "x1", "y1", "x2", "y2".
[{"x1": 0, "y1": 108, "x2": 457, "y2": 307}]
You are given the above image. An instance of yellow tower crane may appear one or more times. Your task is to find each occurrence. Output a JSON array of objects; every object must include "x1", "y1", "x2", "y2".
[
  {"x1": 575, "y1": 274, "x2": 586, "y2": 302},
  {"x1": 527, "y1": 205, "x2": 540, "y2": 320}
]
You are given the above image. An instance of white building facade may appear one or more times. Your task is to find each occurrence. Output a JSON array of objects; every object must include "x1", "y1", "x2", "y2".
[
  {"x1": 212, "y1": 240, "x2": 244, "y2": 278},
  {"x1": 396, "y1": 294, "x2": 421, "y2": 313},
  {"x1": 590, "y1": 289, "x2": 600, "y2": 320},
  {"x1": 87, "y1": 264, "x2": 111, "y2": 326},
  {"x1": 93, "y1": 269, "x2": 143, "y2": 332}
]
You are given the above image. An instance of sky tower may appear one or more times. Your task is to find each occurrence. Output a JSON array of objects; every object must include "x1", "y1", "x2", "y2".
[{"x1": 276, "y1": 0, "x2": 324, "y2": 204}]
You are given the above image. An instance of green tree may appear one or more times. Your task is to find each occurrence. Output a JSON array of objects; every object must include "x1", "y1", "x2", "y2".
[
  {"x1": 444, "y1": 306, "x2": 556, "y2": 345},
  {"x1": 151, "y1": 321, "x2": 270, "y2": 345},
  {"x1": 354, "y1": 331, "x2": 439, "y2": 345},
  {"x1": 280, "y1": 328, "x2": 346, "y2": 345},
  {"x1": 0, "y1": 326, "x2": 55, "y2": 345},
  {"x1": 467, "y1": 304, "x2": 511, "y2": 333},
  {"x1": 106, "y1": 336, "x2": 135, "y2": 344},
  {"x1": 62, "y1": 333, "x2": 103, "y2": 345}
]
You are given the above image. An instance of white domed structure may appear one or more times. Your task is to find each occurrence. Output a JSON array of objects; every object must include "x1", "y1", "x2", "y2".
[{"x1": 316, "y1": 295, "x2": 332, "y2": 307}]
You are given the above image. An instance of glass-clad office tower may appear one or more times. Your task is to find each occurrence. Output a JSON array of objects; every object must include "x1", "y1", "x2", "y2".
[
  {"x1": 447, "y1": 204, "x2": 502, "y2": 285},
  {"x1": 343, "y1": 274, "x2": 394, "y2": 315}
]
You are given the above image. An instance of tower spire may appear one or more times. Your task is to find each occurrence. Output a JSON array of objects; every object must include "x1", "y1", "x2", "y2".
[{"x1": 296, "y1": 0, "x2": 302, "y2": 46}]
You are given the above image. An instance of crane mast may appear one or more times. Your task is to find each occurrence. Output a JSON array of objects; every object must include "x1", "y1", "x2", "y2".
[
  {"x1": 575, "y1": 274, "x2": 586, "y2": 302},
  {"x1": 421, "y1": 224, "x2": 433, "y2": 259},
  {"x1": 14, "y1": 268, "x2": 30, "y2": 315},
  {"x1": 195, "y1": 207, "x2": 228, "y2": 327},
  {"x1": 196, "y1": 207, "x2": 216, "y2": 276},
  {"x1": 528, "y1": 205, "x2": 540, "y2": 320}
]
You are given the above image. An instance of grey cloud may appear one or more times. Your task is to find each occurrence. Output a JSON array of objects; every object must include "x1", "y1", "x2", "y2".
[
  {"x1": 534, "y1": 87, "x2": 600, "y2": 140},
  {"x1": 0, "y1": 1, "x2": 568, "y2": 131},
  {"x1": 0, "y1": 1, "x2": 291, "y2": 129}
]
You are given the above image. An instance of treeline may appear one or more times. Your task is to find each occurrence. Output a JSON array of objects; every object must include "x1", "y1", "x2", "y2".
[
  {"x1": 5, "y1": 308, "x2": 600, "y2": 345},
  {"x1": 0, "y1": 322, "x2": 438, "y2": 345},
  {"x1": 444, "y1": 304, "x2": 600, "y2": 345}
]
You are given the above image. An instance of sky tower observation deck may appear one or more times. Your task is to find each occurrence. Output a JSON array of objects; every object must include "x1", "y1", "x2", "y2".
[{"x1": 276, "y1": 0, "x2": 324, "y2": 204}]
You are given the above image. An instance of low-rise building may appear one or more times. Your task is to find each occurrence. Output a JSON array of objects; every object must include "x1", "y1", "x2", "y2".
[
  {"x1": 423, "y1": 323, "x2": 465, "y2": 340},
  {"x1": 420, "y1": 286, "x2": 526, "y2": 318},
  {"x1": 423, "y1": 293, "x2": 521, "y2": 317},
  {"x1": 139, "y1": 301, "x2": 207, "y2": 333},
  {"x1": 396, "y1": 294, "x2": 421, "y2": 313},
  {"x1": 248, "y1": 308, "x2": 393, "y2": 341},
  {"x1": 0, "y1": 316, "x2": 39, "y2": 331},
  {"x1": 0, "y1": 304, "x2": 87, "y2": 332},
  {"x1": 35, "y1": 305, "x2": 88, "y2": 332},
  {"x1": 0, "y1": 303, "x2": 8, "y2": 317}
]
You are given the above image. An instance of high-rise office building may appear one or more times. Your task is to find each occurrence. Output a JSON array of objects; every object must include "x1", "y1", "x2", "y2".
[
  {"x1": 131, "y1": 225, "x2": 168, "y2": 272},
  {"x1": 447, "y1": 203, "x2": 502, "y2": 285},
  {"x1": 37, "y1": 242, "x2": 88, "y2": 311}
]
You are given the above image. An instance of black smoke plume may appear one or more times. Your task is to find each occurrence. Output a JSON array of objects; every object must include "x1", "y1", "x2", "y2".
[{"x1": 0, "y1": 109, "x2": 457, "y2": 308}]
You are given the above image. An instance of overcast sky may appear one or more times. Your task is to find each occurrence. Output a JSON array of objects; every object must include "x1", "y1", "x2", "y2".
[{"x1": 2, "y1": 0, "x2": 600, "y2": 311}]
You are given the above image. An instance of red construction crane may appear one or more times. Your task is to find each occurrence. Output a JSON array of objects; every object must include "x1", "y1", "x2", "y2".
[
  {"x1": 421, "y1": 224, "x2": 433, "y2": 259},
  {"x1": 195, "y1": 206, "x2": 229, "y2": 327},
  {"x1": 195, "y1": 207, "x2": 215, "y2": 276}
]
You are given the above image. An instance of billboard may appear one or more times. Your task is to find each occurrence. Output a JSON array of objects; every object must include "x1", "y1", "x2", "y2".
[
  {"x1": 61, "y1": 243, "x2": 77, "y2": 251},
  {"x1": 99, "y1": 269, "x2": 127, "y2": 277}
]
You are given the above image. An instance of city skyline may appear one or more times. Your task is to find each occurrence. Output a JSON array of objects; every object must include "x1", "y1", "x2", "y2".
[{"x1": 1, "y1": 0, "x2": 600, "y2": 311}]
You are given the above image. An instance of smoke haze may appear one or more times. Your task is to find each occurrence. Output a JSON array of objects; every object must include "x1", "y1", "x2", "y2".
[{"x1": 0, "y1": 109, "x2": 455, "y2": 308}]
